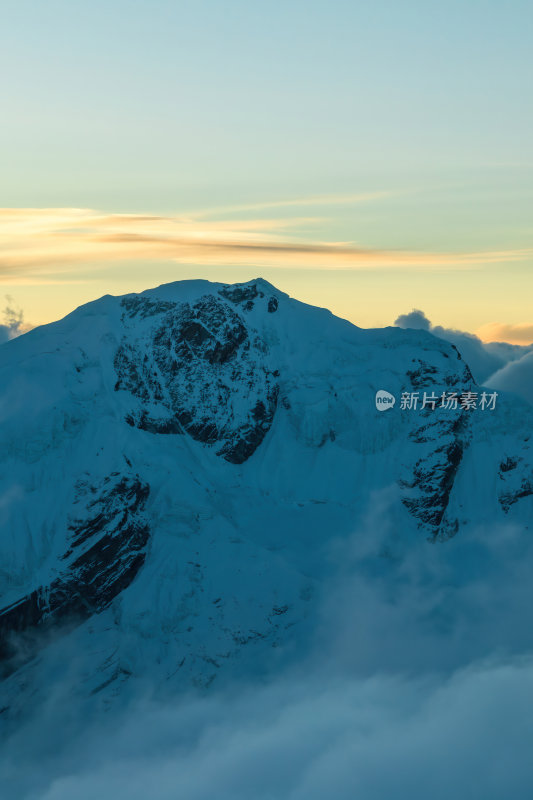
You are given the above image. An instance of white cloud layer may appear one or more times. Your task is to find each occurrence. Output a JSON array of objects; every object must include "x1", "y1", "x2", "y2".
[
  {"x1": 2, "y1": 489, "x2": 533, "y2": 799},
  {"x1": 2, "y1": 661, "x2": 532, "y2": 800},
  {"x1": 394, "y1": 308, "x2": 533, "y2": 391},
  {"x1": 0, "y1": 296, "x2": 28, "y2": 344},
  {"x1": 486, "y1": 351, "x2": 533, "y2": 406}
]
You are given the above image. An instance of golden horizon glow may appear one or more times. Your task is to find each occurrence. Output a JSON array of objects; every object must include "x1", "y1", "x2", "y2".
[{"x1": 2, "y1": 207, "x2": 533, "y2": 279}]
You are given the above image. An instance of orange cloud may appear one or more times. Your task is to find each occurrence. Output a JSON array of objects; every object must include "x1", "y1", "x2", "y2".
[
  {"x1": 476, "y1": 322, "x2": 533, "y2": 345},
  {"x1": 0, "y1": 207, "x2": 532, "y2": 282}
]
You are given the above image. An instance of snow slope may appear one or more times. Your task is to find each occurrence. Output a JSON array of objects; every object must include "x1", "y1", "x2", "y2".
[{"x1": 0, "y1": 278, "x2": 531, "y2": 704}]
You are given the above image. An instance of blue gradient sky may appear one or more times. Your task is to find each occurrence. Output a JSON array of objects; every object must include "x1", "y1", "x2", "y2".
[{"x1": 1, "y1": 0, "x2": 532, "y2": 337}]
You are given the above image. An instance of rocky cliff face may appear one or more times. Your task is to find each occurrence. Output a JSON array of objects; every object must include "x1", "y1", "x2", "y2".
[
  {"x1": 498, "y1": 445, "x2": 533, "y2": 512},
  {"x1": 114, "y1": 287, "x2": 280, "y2": 462},
  {"x1": 0, "y1": 278, "x2": 531, "y2": 700},
  {"x1": 0, "y1": 472, "x2": 149, "y2": 676}
]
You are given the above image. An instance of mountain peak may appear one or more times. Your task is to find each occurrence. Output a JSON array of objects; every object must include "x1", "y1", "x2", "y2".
[{"x1": 0, "y1": 278, "x2": 531, "y2": 698}]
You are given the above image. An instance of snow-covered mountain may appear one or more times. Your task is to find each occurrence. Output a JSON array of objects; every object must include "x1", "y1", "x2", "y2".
[{"x1": 0, "y1": 278, "x2": 531, "y2": 704}]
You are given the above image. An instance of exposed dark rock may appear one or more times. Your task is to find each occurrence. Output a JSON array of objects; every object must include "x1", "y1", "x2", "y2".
[
  {"x1": 125, "y1": 411, "x2": 183, "y2": 435},
  {"x1": 500, "y1": 456, "x2": 519, "y2": 473},
  {"x1": 449, "y1": 344, "x2": 475, "y2": 383},
  {"x1": 407, "y1": 362, "x2": 440, "y2": 388},
  {"x1": 498, "y1": 441, "x2": 533, "y2": 513},
  {"x1": 121, "y1": 296, "x2": 175, "y2": 321},
  {"x1": 400, "y1": 400, "x2": 472, "y2": 538},
  {"x1": 115, "y1": 293, "x2": 280, "y2": 463},
  {"x1": 219, "y1": 283, "x2": 260, "y2": 305},
  {"x1": 500, "y1": 483, "x2": 533, "y2": 513},
  {"x1": 0, "y1": 474, "x2": 150, "y2": 677}
]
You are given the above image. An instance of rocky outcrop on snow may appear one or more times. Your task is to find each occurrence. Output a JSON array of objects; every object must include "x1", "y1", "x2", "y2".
[
  {"x1": 115, "y1": 290, "x2": 280, "y2": 462},
  {"x1": 498, "y1": 444, "x2": 533, "y2": 513},
  {"x1": 0, "y1": 472, "x2": 149, "y2": 676}
]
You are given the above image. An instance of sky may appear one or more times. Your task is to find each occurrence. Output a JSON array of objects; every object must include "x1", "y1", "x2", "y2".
[{"x1": 1, "y1": 0, "x2": 532, "y2": 340}]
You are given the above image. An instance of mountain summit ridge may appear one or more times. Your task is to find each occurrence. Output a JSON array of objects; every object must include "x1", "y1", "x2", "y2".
[{"x1": 0, "y1": 278, "x2": 531, "y2": 700}]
